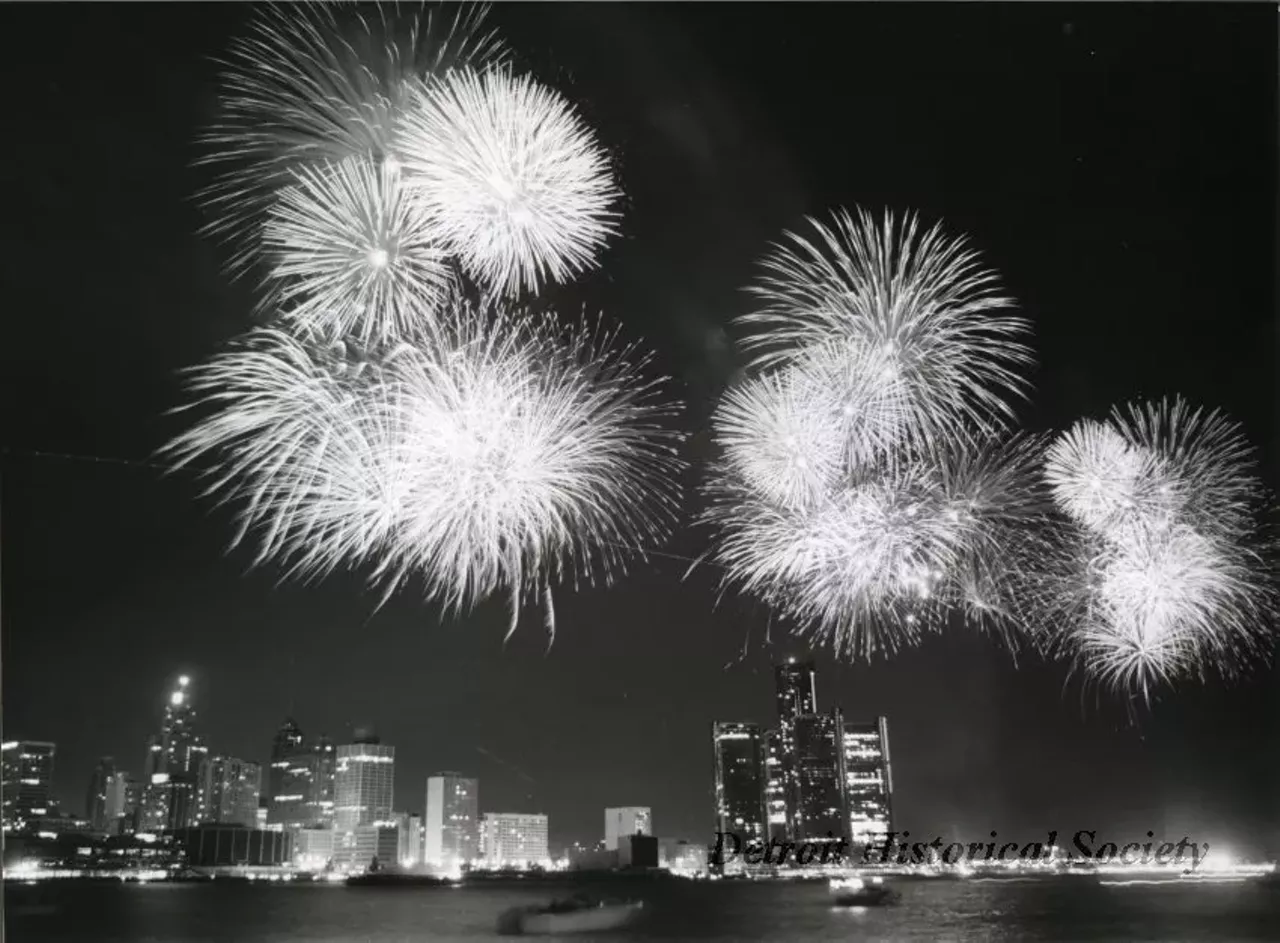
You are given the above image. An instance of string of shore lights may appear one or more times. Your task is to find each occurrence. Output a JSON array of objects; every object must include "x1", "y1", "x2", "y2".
[{"x1": 145, "y1": 1, "x2": 1273, "y2": 701}]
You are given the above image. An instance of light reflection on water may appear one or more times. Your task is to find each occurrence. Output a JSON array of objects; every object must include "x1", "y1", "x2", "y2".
[{"x1": 6, "y1": 876, "x2": 1279, "y2": 942}]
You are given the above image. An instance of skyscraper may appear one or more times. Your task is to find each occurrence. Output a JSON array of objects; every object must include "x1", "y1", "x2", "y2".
[
  {"x1": 763, "y1": 730, "x2": 787, "y2": 840},
  {"x1": 424, "y1": 772, "x2": 478, "y2": 868},
  {"x1": 139, "y1": 675, "x2": 207, "y2": 831},
  {"x1": 711, "y1": 723, "x2": 766, "y2": 843},
  {"x1": 104, "y1": 771, "x2": 133, "y2": 834},
  {"x1": 771, "y1": 657, "x2": 817, "y2": 841},
  {"x1": 2, "y1": 740, "x2": 56, "y2": 833},
  {"x1": 307, "y1": 736, "x2": 336, "y2": 828},
  {"x1": 199, "y1": 756, "x2": 262, "y2": 827},
  {"x1": 333, "y1": 732, "x2": 395, "y2": 872},
  {"x1": 480, "y1": 813, "x2": 549, "y2": 868},
  {"x1": 792, "y1": 711, "x2": 846, "y2": 840},
  {"x1": 266, "y1": 718, "x2": 309, "y2": 829},
  {"x1": 842, "y1": 717, "x2": 894, "y2": 846},
  {"x1": 86, "y1": 756, "x2": 116, "y2": 831},
  {"x1": 604, "y1": 807, "x2": 652, "y2": 851}
]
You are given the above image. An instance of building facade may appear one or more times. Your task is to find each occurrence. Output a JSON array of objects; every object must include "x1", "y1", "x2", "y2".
[
  {"x1": 139, "y1": 676, "x2": 207, "y2": 831},
  {"x1": 479, "y1": 813, "x2": 549, "y2": 869},
  {"x1": 333, "y1": 735, "x2": 394, "y2": 871},
  {"x1": 86, "y1": 757, "x2": 116, "y2": 831},
  {"x1": 842, "y1": 717, "x2": 894, "y2": 847},
  {"x1": 763, "y1": 729, "x2": 787, "y2": 840},
  {"x1": 424, "y1": 772, "x2": 478, "y2": 868},
  {"x1": 199, "y1": 756, "x2": 262, "y2": 827},
  {"x1": 792, "y1": 711, "x2": 846, "y2": 840},
  {"x1": 266, "y1": 718, "x2": 308, "y2": 829},
  {"x1": 772, "y1": 658, "x2": 817, "y2": 842},
  {"x1": 2, "y1": 740, "x2": 57, "y2": 833},
  {"x1": 603, "y1": 807, "x2": 652, "y2": 851},
  {"x1": 711, "y1": 723, "x2": 766, "y2": 843}
]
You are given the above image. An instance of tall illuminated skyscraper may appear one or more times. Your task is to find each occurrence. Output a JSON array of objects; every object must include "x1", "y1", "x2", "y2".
[
  {"x1": 763, "y1": 730, "x2": 787, "y2": 840},
  {"x1": 711, "y1": 723, "x2": 766, "y2": 843},
  {"x1": 770, "y1": 657, "x2": 817, "y2": 841},
  {"x1": 2, "y1": 740, "x2": 56, "y2": 833},
  {"x1": 333, "y1": 732, "x2": 395, "y2": 873},
  {"x1": 424, "y1": 772, "x2": 478, "y2": 869},
  {"x1": 139, "y1": 675, "x2": 207, "y2": 831},
  {"x1": 842, "y1": 717, "x2": 894, "y2": 846},
  {"x1": 792, "y1": 710, "x2": 846, "y2": 840},
  {"x1": 267, "y1": 718, "x2": 308, "y2": 829},
  {"x1": 334, "y1": 735, "x2": 395, "y2": 831},
  {"x1": 307, "y1": 736, "x2": 336, "y2": 828}
]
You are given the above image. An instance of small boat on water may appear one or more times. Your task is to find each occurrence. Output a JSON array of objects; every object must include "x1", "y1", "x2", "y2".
[
  {"x1": 497, "y1": 895, "x2": 644, "y2": 935},
  {"x1": 829, "y1": 875, "x2": 897, "y2": 907}
]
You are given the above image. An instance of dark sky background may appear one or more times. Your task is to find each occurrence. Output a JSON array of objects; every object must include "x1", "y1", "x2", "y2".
[{"x1": 2, "y1": 3, "x2": 1277, "y2": 857}]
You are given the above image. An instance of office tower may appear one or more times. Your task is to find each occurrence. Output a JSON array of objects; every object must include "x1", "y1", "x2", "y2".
[
  {"x1": 139, "y1": 675, "x2": 207, "y2": 831},
  {"x1": 842, "y1": 716, "x2": 894, "y2": 846},
  {"x1": 792, "y1": 710, "x2": 846, "y2": 840},
  {"x1": 104, "y1": 771, "x2": 132, "y2": 833},
  {"x1": 396, "y1": 811, "x2": 424, "y2": 867},
  {"x1": 604, "y1": 807, "x2": 652, "y2": 851},
  {"x1": 763, "y1": 730, "x2": 787, "y2": 840},
  {"x1": 333, "y1": 733, "x2": 395, "y2": 872},
  {"x1": 124, "y1": 778, "x2": 142, "y2": 834},
  {"x1": 267, "y1": 718, "x2": 309, "y2": 829},
  {"x1": 334, "y1": 736, "x2": 395, "y2": 831},
  {"x1": 2, "y1": 740, "x2": 56, "y2": 832},
  {"x1": 424, "y1": 772, "x2": 478, "y2": 868},
  {"x1": 199, "y1": 756, "x2": 262, "y2": 827},
  {"x1": 307, "y1": 736, "x2": 336, "y2": 828},
  {"x1": 480, "y1": 813, "x2": 549, "y2": 868},
  {"x1": 773, "y1": 658, "x2": 817, "y2": 840},
  {"x1": 711, "y1": 723, "x2": 766, "y2": 843},
  {"x1": 86, "y1": 756, "x2": 116, "y2": 831}
]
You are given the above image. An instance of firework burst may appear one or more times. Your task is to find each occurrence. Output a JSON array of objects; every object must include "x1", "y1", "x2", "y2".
[
  {"x1": 396, "y1": 65, "x2": 620, "y2": 297},
  {"x1": 164, "y1": 302, "x2": 685, "y2": 639},
  {"x1": 741, "y1": 209, "x2": 1031, "y2": 448},
  {"x1": 262, "y1": 157, "x2": 455, "y2": 344},
  {"x1": 703, "y1": 208, "x2": 1042, "y2": 658},
  {"x1": 1043, "y1": 397, "x2": 1275, "y2": 698},
  {"x1": 704, "y1": 431, "x2": 1050, "y2": 659},
  {"x1": 199, "y1": 0, "x2": 506, "y2": 274}
]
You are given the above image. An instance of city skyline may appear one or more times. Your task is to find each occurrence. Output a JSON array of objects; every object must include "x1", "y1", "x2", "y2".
[{"x1": 3, "y1": 1, "x2": 1277, "y2": 861}]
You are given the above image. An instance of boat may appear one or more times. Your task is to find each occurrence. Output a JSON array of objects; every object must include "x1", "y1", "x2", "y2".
[
  {"x1": 829, "y1": 875, "x2": 897, "y2": 906},
  {"x1": 497, "y1": 895, "x2": 644, "y2": 935}
]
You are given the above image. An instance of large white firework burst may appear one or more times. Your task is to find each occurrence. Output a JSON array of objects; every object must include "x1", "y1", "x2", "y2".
[
  {"x1": 741, "y1": 208, "x2": 1031, "y2": 448},
  {"x1": 199, "y1": 0, "x2": 506, "y2": 274},
  {"x1": 396, "y1": 65, "x2": 620, "y2": 297},
  {"x1": 1043, "y1": 397, "x2": 1275, "y2": 698},
  {"x1": 704, "y1": 208, "x2": 1041, "y2": 658},
  {"x1": 262, "y1": 157, "x2": 455, "y2": 344},
  {"x1": 163, "y1": 303, "x2": 685, "y2": 640},
  {"x1": 704, "y1": 432, "x2": 1050, "y2": 659}
]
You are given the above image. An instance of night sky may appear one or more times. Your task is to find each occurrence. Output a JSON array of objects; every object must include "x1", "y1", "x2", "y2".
[{"x1": 2, "y1": 3, "x2": 1277, "y2": 857}]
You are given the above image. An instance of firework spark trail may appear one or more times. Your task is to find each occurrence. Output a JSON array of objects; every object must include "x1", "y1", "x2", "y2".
[
  {"x1": 262, "y1": 157, "x2": 457, "y2": 344},
  {"x1": 198, "y1": 0, "x2": 506, "y2": 275},
  {"x1": 1043, "y1": 397, "x2": 1275, "y2": 698},
  {"x1": 396, "y1": 65, "x2": 620, "y2": 298},
  {"x1": 164, "y1": 302, "x2": 686, "y2": 636},
  {"x1": 704, "y1": 208, "x2": 1043, "y2": 659}
]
